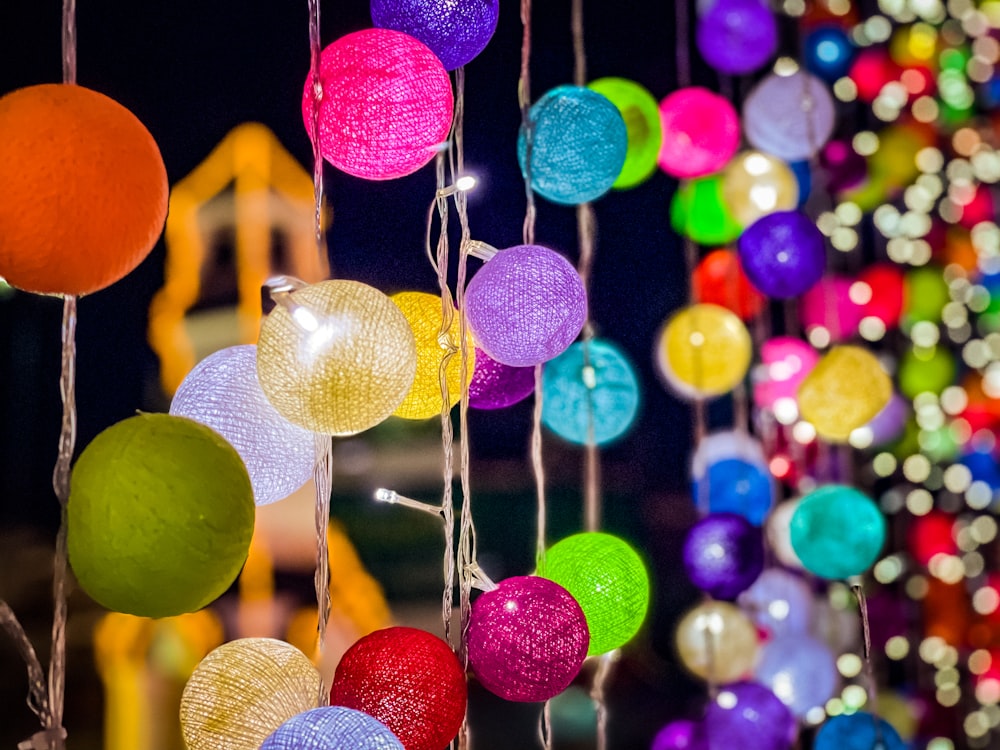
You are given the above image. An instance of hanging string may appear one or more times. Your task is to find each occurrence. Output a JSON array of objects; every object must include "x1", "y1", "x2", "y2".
[
  {"x1": 519, "y1": 0, "x2": 536, "y2": 246},
  {"x1": 851, "y1": 583, "x2": 881, "y2": 723},
  {"x1": 590, "y1": 651, "x2": 619, "y2": 750},
  {"x1": 536, "y1": 699, "x2": 552, "y2": 750}
]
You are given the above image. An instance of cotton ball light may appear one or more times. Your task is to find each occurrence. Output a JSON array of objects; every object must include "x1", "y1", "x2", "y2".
[
  {"x1": 465, "y1": 244, "x2": 587, "y2": 367},
  {"x1": 180, "y1": 638, "x2": 322, "y2": 750},
  {"x1": 656, "y1": 304, "x2": 752, "y2": 399},
  {"x1": 691, "y1": 432, "x2": 774, "y2": 525},
  {"x1": 651, "y1": 720, "x2": 707, "y2": 750},
  {"x1": 331, "y1": 627, "x2": 466, "y2": 750},
  {"x1": 796, "y1": 345, "x2": 891, "y2": 442},
  {"x1": 766, "y1": 499, "x2": 805, "y2": 570},
  {"x1": 737, "y1": 211, "x2": 825, "y2": 299},
  {"x1": 466, "y1": 576, "x2": 589, "y2": 702},
  {"x1": 696, "y1": 0, "x2": 778, "y2": 75},
  {"x1": 857, "y1": 263, "x2": 904, "y2": 328},
  {"x1": 468, "y1": 347, "x2": 535, "y2": 410},
  {"x1": 671, "y1": 175, "x2": 743, "y2": 246},
  {"x1": 703, "y1": 682, "x2": 796, "y2": 750},
  {"x1": 260, "y1": 707, "x2": 403, "y2": 750},
  {"x1": 587, "y1": 77, "x2": 662, "y2": 190},
  {"x1": 743, "y1": 69, "x2": 835, "y2": 161},
  {"x1": 303, "y1": 28, "x2": 453, "y2": 180},
  {"x1": 256, "y1": 280, "x2": 417, "y2": 435},
  {"x1": 721, "y1": 151, "x2": 799, "y2": 228},
  {"x1": 370, "y1": 0, "x2": 499, "y2": 71},
  {"x1": 657, "y1": 87, "x2": 740, "y2": 179},
  {"x1": 752, "y1": 337, "x2": 819, "y2": 411},
  {"x1": 538, "y1": 532, "x2": 649, "y2": 656},
  {"x1": 790, "y1": 484, "x2": 886, "y2": 580},
  {"x1": 813, "y1": 712, "x2": 906, "y2": 750},
  {"x1": 675, "y1": 601, "x2": 759, "y2": 683},
  {"x1": 753, "y1": 635, "x2": 838, "y2": 718},
  {"x1": 67, "y1": 413, "x2": 254, "y2": 618},
  {"x1": 518, "y1": 85, "x2": 627, "y2": 205},
  {"x1": 738, "y1": 568, "x2": 814, "y2": 638},
  {"x1": 542, "y1": 338, "x2": 640, "y2": 446},
  {"x1": 798, "y1": 276, "x2": 864, "y2": 343},
  {"x1": 0, "y1": 83, "x2": 167, "y2": 295},
  {"x1": 691, "y1": 249, "x2": 765, "y2": 322},
  {"x1": 390, "y1": 291, "x2": 475, "y2": 420},
  {"x1": 898, "y1": 346, "x2": 956, "y2": 399},
  {"x1": 682, "y1": 513, "x2": 764, "y2": 601},
  {"x1": 170, "y1": 345, "x2": 315, "y2": 505},
  {"x1": 804, "y1": 26, "x2": 856, "y2": 82}
]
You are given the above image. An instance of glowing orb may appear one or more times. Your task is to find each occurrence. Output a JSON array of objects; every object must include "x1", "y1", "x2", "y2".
[
  {"x1": 692, "y1": 249, "x2": 765, "y2": 322},
  {"x1": 370, "y1": 0, "x2": 499, "y2": 70},
  {"x1": 691, "y1": 432, "x2": 775, "y2": 526},
  {"x1": 468, "y1": 348, "x2": 535, "y2": 410},
  {"x1": 696, "y1": 0, "x2": 778, "y2": 75},
  {"x1": 738, "y1": 568, "x2": 814, "y2": 638},
  {"x1": 753, "y1": 635, "x2": 838, "y2": 718},
  {"x1": 587, "y1": 77, "x2": 662, "y2": 189},
  {"x1": 814, "y1": 712, "x2": 906, "y2": 750},
  {"x1": 704, "y1": 681, "x2": 796, "y2": 750},
  {"x1": 682, "y1": 513, "x2": 764, "y2": 600},
  {"x1": 675, "y1": 601, "x2": 759, "y2": 683},
  {"x1": 752, "y1": 336, "x2": 819, "y2": 411},
  {"x1": 743, "y1": 70, "x2": 835, "y2": 161},
  {"x1": 260, "y1": 707, "x2": 403, "y2": 750},
  {"x1": 671, "y1": 174, "x2": 743, "y2": 246},
  {"x1": 721, "y1": 150, "x2": 799, "y2": 228},
  {"x1": 738, "y1": 210, "x2": 826, "y2": 299},
  {"x1": 658, "y1": 87, "x2": 740, "y2": 179},
  {"x1": 804, "y1": 26, "x2": 856, "y2": 82}
]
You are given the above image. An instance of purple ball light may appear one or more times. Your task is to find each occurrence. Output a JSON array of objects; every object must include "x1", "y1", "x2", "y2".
[
  {"x1": 820, "y1": 139, "x2": 868, "y2": 194},
  {"x1": 370, "y1": 0, "x2": 499, "y2": 71},
  {"x1": 466, "y1": 576, "x2": 590, "y2": 702},
  {"x1": 696, "y1": 0, "x2": 778, "y2": 75},
  {"x1": 738, "y1": 211, "x2": 826, "y2": 299},
  {"x1": 465, "y1": 245, "x2": 587, "y2": 367},
  {"x1": 651, "y1": 720, "x2": 708, "y2": 750},
  {"x1": 468, "y1": 347, "x2": 536, "y2": 409},
  {"x1": 704, "y1": 682, "x2": 796, "y2": 750},
  {"x1": 753, "y1": 635, "x2": 838, "y2": 718},
  {"x1": 682, "y1": 513, "x2": 764, "y2": 600},
  {"x1": 738, "y1": 568, "x2": 814, "y2": 639}
]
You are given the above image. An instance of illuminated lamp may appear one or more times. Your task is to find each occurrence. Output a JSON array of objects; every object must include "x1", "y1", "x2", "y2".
[
  {"x1": 464, "y1": 244, "x2": 587, "y2": 367},
  {"x1": 371, "y1": 0, "x2": 499, "y2": 70},
  {"x1": 857, "y1": 263, "x2": 904, "y2": 327},
  {"x1": 819, "y1": 139, "x2": 868, "y2": 194},
  {"x1": 765, "y1": 499, "x2": 805, "y2": 570},
  {"x1": 798, "y1": 276, "x2": 864, "y2": 343},
  {"x1": 696, "y1": 0, "x2": 777, "y2": 75},
  {"x1": 67, "y1": 413, "x2": 254, "y2": 618},
  {"x1": 848, "y1": 47, "x2": 902, "y2": 103},
  {"x1": 743, "y1": 70, "x2": 835, "y2": 161},
  {"x1": 691, "y1": 431, "x2": 774, "y2": 526},
  {"x1": 675, "y1": 602, "x2": 759, "y2": 683},
  {"x1": 256, "y1": 280, "x2": 417, "y2": 435},
  {"x1": 670, "y1": 174, "x2": 743, "y2": 246},
  {"x1": 790, "y1": 484, "x2": 886, "y2": 580},
  {"x1": 797, "y1": 345, "x2": 892, "y2": 442},
  {"x1": 658, "y1": 87, "x2": 740, "y2": 179},
  {"x1": 804, "y1": 26, "x2": 856, "y2": 82},
  {"x1": 170, "y1": 345, "x2": 316, "y2": 506},
  {"x1": 691, "y1": 249, "x2": 765, "y2": 321},
  {"x1": 898, "y1": 346, "x2": 956, "y2": 399},
  {"x1": 682, "y1": 513, "x2": 764, "y2": 600},
  {"x1": 738, "y1": 568, "x2": 814, "y2": 639},
  {"x1": 303, "y1": 28, "x2": 454, "y2": 180},
  {"x1": 539, "y1": 532, "x2": 649, "y2": 656},
  {"x1": 180, "y1": 638, "x2": 322, "y2": 750},
  {"x1": 587, "y1": 77, "x2": 662, "y2": 189},
  {"x1": 518, "y1": 85, "x2": 627, "y2": 205},
  {"x1": 814, "y1": 712, "x2": 906, "y2": 750},
  {"x1": 541, "y1": 338, "x2": 640, "y2": 446},
  {"x1": 260, "y1": 707, "x2": 403, "y2": 750},
  {"x1": 651, "y1": 720, "x2": 707, "y2": 750},
  {"x1": 0, "y1": 83, "x2": 167, "y2": 295},
  {"x1": 737, "y1": 210, "x2": 826, "y2": 299},
  {"x1": 468, "y1": 347, "x2": 535, "y2": 409},
  {"x1": 959, "y1": 184, "x2": 994, "y2": 229},
  {"x1": 466, "y1": 576, "x2": 589, "y2": 702},
  {"x1": 902, "y1": 266, "x2": 949, "y2": 327},
  {"x1": 860, "y1": 391, "x2": 909, "y2": 447},
  {"x1": 721, "y1": 150, "x2": 799, "y2": 228},
  {"x1": 752, "y1": 336, "x2": 819, "y2": 411},
  {"x1": 331, "y1": 627, "x2": 466, "y2": 750},
  {"x1": 790, "y1": 159, "x2": 811, "y2": 206},
  {"x1": 656, "y1": 304, "x2": 752, "y2": 399},
  {"x1": 907, "y1": 510, "x2": 957, "y2": 567},
  {"x1": 703, "y1": 682, "x2": 796, "y2": 750},
  {"x1": 753, "y1": 635, "x2": 838, "y2": 718}
]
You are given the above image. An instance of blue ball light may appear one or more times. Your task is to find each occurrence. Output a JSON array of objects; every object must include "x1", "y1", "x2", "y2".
[
  {"x1": 542, "y1": 338, "x2": 640, "y2": 446},
  {"x1": 790, "y1": 485, "x2": 886, "y2": 580},
  {"x1": 814, "y1": 712, "x2": 906, "y2": 750},
  {"x1": 518, "y1": 86, "x2": 627, "y2": 205},
  {"x1": 692, "y1": 457, "x2": 774, "y2": 526},
  {"x1": 804, "y1": 27, "x2": 856, "y2": 83},
  {"x1": 753, "y1": 635, "x2": 838, "y2": 718},
  {"x1": 261, "y1": 707, "x2": 403, "y2": 750}
]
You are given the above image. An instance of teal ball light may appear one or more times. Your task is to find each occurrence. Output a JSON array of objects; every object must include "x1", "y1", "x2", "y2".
[{"x1": 790, "y1": 484, "x2": 886, "y2": 580}]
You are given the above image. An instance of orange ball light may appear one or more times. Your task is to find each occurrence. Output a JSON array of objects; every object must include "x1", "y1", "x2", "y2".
[{"x1": 0, "y1": 83, "x2": 168, "y2": 295}]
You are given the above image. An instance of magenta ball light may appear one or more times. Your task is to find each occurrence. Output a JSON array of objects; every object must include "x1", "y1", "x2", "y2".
[{"x1": 468, "y1": 347, "x2": 536, "y2": 410}]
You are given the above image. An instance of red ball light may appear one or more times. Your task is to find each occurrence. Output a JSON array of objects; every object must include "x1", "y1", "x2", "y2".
[
  {"x1": 848, "y1": 48, "x2": 901, "y2": 103},
  {"x1": 692, "y1": 249, "x2": 765, "y2": 321},
  {"x1": 907, "y1": 511, "x2": 957, "y2": 567},
  {"x1": 857, "y1": 263, "x2": 904, "y2": 327},
  {"x1": 330, "y1": 626, "x2": 466, "y2": 750}
]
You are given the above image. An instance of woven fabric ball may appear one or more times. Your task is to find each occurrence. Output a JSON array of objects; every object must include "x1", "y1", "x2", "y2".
[
  {"x1": 466, "y1": 576, "x2": 589, "y2": 702},
  {"x1": 738, "y1": 568, "x2": 814, "y2": 639},
  {"x1": 691, "y1": 431, "x2": 774, "y2": 525},
  {"x1": 671, "y1": 175, "x2": 743, "y2": 245},
  {"x1": 651, "y1": 720, "x2": 707, "y2": 750},
  {"x1": 303, "y1": 28, "x2": 453, "y2": 180},
  {"x1": 468, "y1": 347, "x2": 535, "y2": 409},
  {"x1": 675, "y1": 601, "x2": 759, "y2": 683},
  {"x1": 743, "y1": 71, "x2": 835, "y2": 161},
  {"x1": 722, "y1": 151, "x2": 799, "y2": 228},
  {"x1": 538, "y1": 532, "x2": 649, "y2": 656},
  {"x1": 180, "y1": 638, "x2": 322, "y2": 750},
  {"x1": 330, "y1": 627, "x2": 466, "y2": 750},
  {"x1": 0, "y1": 83, "x2": 167, "y2": 295},
  {"x1": 657, "y1": 87, "x2": 740, "y2": 179},
  {"x1": 738, "y1": 210, "x2": 826, "y2": 299},
  {"x1": 465, "y1": 244, "x2": 587, "y2": 367},
  {"x1": 656, "y1": 303, "x2": 752, "y2": 399},
  {"x1": 170, "y1": 345, "x2": 316, "y2": 505},
  {"x1": 682, "y1": 513, "x2": 764, "y2": 601},
  {"x1": 753, "y1": 635, "x2": 838, "y2": 718},
  {"x1": 796, "y1": 345, "x2": 891, "y2": 442},
  {"x1": 696, "y1": 0, "x2": 778, "y2": 75},
  {"x1": 752, "y1": 336, "x2": 819, "y2": 411},
  {"x1": 804, "y1": 26, "x2": 856, "y2": 82},
  {"x1": 261, "y1": 707, "x2": 403, "y2": 750},
  {"x1": 517, "y1": 85, "x2": 627, "y2": 205},
  {"x1": 790, "y1": 484, "x2": 886, "y2": 580},
  {"x1": 542, "y1": 338, "x2": 640, "y2": 446},
  {"x1": 370, "y1": 0, "x2": 498, "y2": 70},
  {"x1": 814, "y1": 712, "x2": 906, "y2": 750},
  {"x1": 390, "y1": 291, "x2": 475, "y2": 420},
  {"x1": 692, "y1": 249, "x2": 765, "y2": 322},
  {"x1": 67, "y1": 413, "x2": 254, "y2": 618},
  {"x1": 704, "y1": 681, "x2": 796, "y2": 750},
  {"x1": 587, "y1": 77, "x2": 662, "y2": 189},
  {"x1": 256, "y1": 280, "x2": 417, "y2": 435}
]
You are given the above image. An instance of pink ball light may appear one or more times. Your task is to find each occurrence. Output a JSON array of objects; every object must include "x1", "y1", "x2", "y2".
[
  {"x1": 466, "y1": 576, "x2": 589, "y2": 702},
  {"x1": 658, "y1": 87, "x2": 740, "y2": 179},
  {"x1": 302, "y1": 28, "x2": 454, "y2": 180},
  {"x1": 752, "y1": 337, "x2": 819, "y2": 411}
]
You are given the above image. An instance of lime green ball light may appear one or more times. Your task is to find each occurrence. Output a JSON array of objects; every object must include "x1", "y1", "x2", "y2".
[
  {"x1": 670, "y1": 174, "x2": 742, "y2": 246},
  {"x1": 587, "y1": 77, "x2": 662, "y2": 190},
  {"x1": 538, "y1": 532, "x2": 649, "y2": 656},
  {"x1": 68, "y1": 413, "x2": 255, "y2": 618},
  {"x1": 790, "y1": 485, "x2": 886, "y2": 580}
]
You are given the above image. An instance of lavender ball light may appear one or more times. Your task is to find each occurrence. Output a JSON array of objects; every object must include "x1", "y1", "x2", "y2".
[
  {"x1": 696, "y1": 0, "x2": 778, "y2": 76},
  {"x1": 370, "y1": 0, "x2": 499, "y2": 71},
  {"x1": 704, "y1": 682, "x2": 796, "y2": 750},
  {"x1": 682, "y1": 513, "x2": 764, "y2": 601},
  {"x1": 738, "y1": 210, "x2": 826, "y2": 299}
]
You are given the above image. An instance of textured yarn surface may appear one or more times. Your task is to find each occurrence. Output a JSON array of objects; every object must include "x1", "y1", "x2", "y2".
[
  {"x1": 468, "y1": 347, "x2": 535, "y2": 409},
  {"x1": 371, "y1": 0, "x2": 499, "y2": 70},
  {"x1": 260, "y1": 707, "x2": 404, "y2": 750},
  {"x1": 743, "y1": 71, "x2": 835, "y2": 161}
]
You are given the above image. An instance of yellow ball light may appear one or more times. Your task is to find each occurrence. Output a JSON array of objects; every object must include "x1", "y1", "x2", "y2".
[
  {"x1": 390, "y1": 291, "x2": 475, "y2": 420},
  {"x1": 180, "y1": 638, "x2": 322, "y2": 750},
  {"x1": 675, "y1": 600, "x2": 759, "y2": 683},
  {"x1": 797, "y1": 345, "x2": 891, "y2": 442},
  {"x1": 656, "y1": 303, "x2": 752, "y2": 398},
  {"x1": 721, "y1": 150, "x2": 799, "y2": 227},
  {"x1": 257, "y1": 280, "x2": 417, "y2": 435}
]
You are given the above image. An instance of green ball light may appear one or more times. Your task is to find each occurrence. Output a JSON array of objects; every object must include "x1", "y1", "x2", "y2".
[
  {"x1": 538, "y1": 532, "x2": 649, "y2": 656},
  {"x1": 790, "y1": 485, "x2": 886, "y2": 580},
  {"x1": 68, "y1": 413, "x2": 255, "y2": 618},
  {"x1": 898, "y1": 346, "x2": 956, "y2": 399},
  {"x1": 902, "y1": 266, "x2": 948, "y2": 328},
  {"x1": 587, "y1": 77, "x2": 662, "y2": 190},
  {"x1": 670, "y1": 174, "x2": 742, "y2": 246}
]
